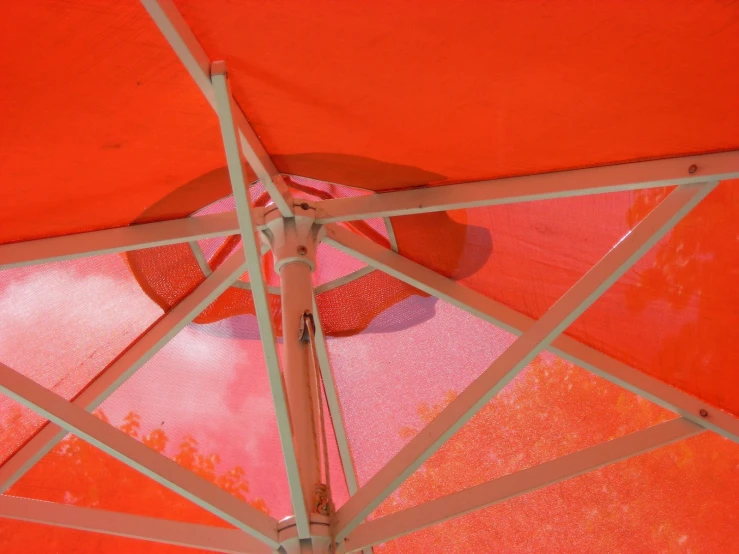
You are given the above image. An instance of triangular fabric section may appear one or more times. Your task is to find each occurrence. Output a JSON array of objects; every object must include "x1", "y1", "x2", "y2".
[
  {"x1": 394, "y1": 191, "x2": 642, "y2": 321},
  {"x1": 0, "y1": 519, "x2": 222, "y2": 554},
  {"x1": 572, "y1": 182, "x2": 739, "y2": 418},
  {"x1": 0, "y1": 253, "x2": 164, "y2": 465},
  {"x1": 374, "y1": 354, "x2": 674, "y2": 517},
  {"x1": 321, "y1": 284, "x2": 517, "y2": 486},
  {"x1": 379, "y1": 432, "x2": 739, "y2": 553},
  {"x1": 96, "y1": 315, "x2": 291, "y2": 519},
  {"x1": 7, "y1": 430, "x2": 239, "y2": 527}
]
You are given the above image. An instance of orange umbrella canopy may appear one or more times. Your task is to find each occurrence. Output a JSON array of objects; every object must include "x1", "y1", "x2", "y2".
[{"x1": 1, "y1": 2, "x2": 738, "y2": 553}]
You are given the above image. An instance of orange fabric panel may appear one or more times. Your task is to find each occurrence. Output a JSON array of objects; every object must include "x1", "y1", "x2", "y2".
[
  {"x1": 405, "y1": 183, "x2": 739, "y2": 417},
  {"x1": 379, "y1": 432, "x2": 739, "y2": 553},
  {"x1": 7, "y1": 418, "x2": 268, "y2": 524},
  {"x1": 444, "y1": 190, "x2": 640, "y2": 322},
  {"x1": 0, "y1": 2, "x2": 223, "y2": 244},
  {"x1": 175, "y1": 0, "x2": 739, "y2": 189},
  {"x1": 571, "y1": 181, "x2": 739, "y2": 417},
  {"x1": 3, "y1": 427, "x2": 238, "y2": 554},
  {"x1": 374, "y1": 356, "x2": 675, "y2": 516},
  {"x1": 0, "y1": 521, "x2": 219, "y2": 554}
]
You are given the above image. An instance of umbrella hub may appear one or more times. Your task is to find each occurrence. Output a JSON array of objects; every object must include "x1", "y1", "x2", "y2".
[
  {"x1": 278, "y1": 514, "x2": 332, "y2": 553},
  {"x1": 262, "y1": 203, "x2": 323, "y2": 272}
]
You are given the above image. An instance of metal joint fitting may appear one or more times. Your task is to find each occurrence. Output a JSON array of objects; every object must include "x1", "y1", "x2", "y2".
[{"x1": 261, "y1": 204, "x2": 324, "y2": 272}]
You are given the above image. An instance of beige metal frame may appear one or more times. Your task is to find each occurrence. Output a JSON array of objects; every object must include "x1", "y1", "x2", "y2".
[{"x1": 1, "y1": 1, "x2": 738, "y2": 553}]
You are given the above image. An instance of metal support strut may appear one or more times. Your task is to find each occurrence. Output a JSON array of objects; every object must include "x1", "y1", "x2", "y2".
[{"x1": 263, "y1": 207, "x2": 331, "y2": 553}]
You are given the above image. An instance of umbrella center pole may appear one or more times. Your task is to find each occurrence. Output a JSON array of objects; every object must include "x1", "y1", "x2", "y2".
[{"x1": 263, "y1": 209, "x2": 331, "y2": 544}]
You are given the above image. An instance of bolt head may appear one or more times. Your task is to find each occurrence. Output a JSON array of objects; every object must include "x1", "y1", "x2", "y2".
[
  {"x1": 699, "y1": 408, "x2": 709, "y2": 418},
  {"x1": 299, "y1": 202, "x2": 310, "y2": 211},
  {"x1": 688, "y1": 164, "x2": 698, "y2": 174},
  {"x1": 297, "y1": 245, "x2": 308, "y2": 256}
]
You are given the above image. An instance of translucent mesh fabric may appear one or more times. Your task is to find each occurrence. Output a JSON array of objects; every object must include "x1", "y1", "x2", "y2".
[
  {"x1": 0, "y1": 254, "x2": 163, "y2": 464},
  {"x1": 415, "y1": 184, "x2": 739, "y2": 418},
  {"x1": 192, "y1": 195, "x2": 239, "y2": 276},
  {"x1": 194, "y1": 193, "x2": 236, "y2": 218},
  {"x1": 97, "y1": 317, "x2": 290, "y2": 519},
  {"x1": 0, "y1": 520, "x2": 221, "y2": 554},
  {"x1": 425, "y1": 191, "x2": 646, "y2": 317},
  {"x1": 6, "y1": 318, "x2": 286, "y2": 528},
  {"x1": 0, "y1": 400, "x2": 37, "y2": 472},
  {"x1": 322, "y1": 292, "x2": 516, "y2": 484},
  {"x1": 314, "y1": 243, "x2": 366, "y2": 288},
  {"x1": 126, "y1": 243, "x2": 206, "y2": 312},
  {"x1": 377, "y1": 432, "x2": 739, "y2": 553},
  {"x1": 7, "y1": 436, "x2": 237, "y2": 528},
  {"x1": 4, "y1": 313, "x2": 349, "y2": 528},
  {"x1": 570, "y1": 182, "x2": 739, "y2": 417},
  {"x1": 316, "y1": 271, "x2": 419, "y2": 338},
  {"x1": 373, "y1": 356, "x2": 675, "y2": 517}
]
